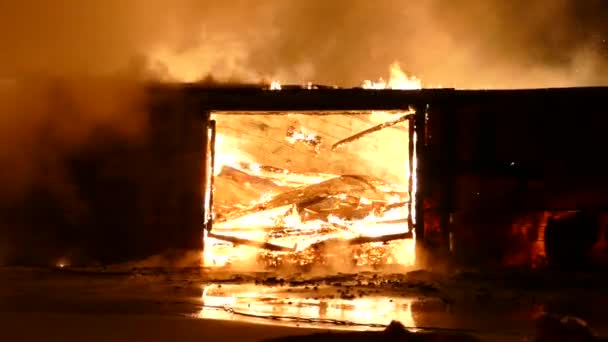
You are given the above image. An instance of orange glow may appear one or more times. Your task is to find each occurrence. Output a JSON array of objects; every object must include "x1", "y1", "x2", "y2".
[
  {"x1": 55, "y1": 258, "x2": 69, "y2": 269},
  {"x1": 531, "y1": 213, "x2": 550, "y2": 268},
  {"x1": 503, "y1": 212, "x2": 549, "y2": 268},
  {"x1": 591, "y1": 223, "x2": 608, "y2": 266}
]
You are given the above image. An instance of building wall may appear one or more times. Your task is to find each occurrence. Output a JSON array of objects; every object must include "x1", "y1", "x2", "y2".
[
  {"x1": 425, "y1": 93, "x2": 608, "y2": 267},
  {"x1": 0, "y1": 89, "x2": 205, "y2": 265}
]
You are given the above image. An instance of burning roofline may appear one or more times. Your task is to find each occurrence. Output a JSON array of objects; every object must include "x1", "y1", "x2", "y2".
[{"x1": 147, "y1": 83, "x2": 608, "y2": 112}]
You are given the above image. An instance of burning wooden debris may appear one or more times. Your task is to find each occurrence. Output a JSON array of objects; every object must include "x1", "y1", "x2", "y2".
[{"x1": 206, "y1": 112, "x2": 416, "y2": 269}]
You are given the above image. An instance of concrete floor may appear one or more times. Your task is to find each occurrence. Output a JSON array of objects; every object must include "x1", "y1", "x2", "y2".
[{"x1": 1, "y1": 267, "x2": 606, "y2": 341}]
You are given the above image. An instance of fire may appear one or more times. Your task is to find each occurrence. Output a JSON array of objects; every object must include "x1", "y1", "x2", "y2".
[
  {"x1": 204, "y1": 132, "x2": 416, "y2": 269},
  {"x1": 204, "y1": 65, "x2": 420, "y2": 270},
  {"x1": 269, "y1": 81, "x2": 282, "y2": 90},
  {"x1": 55, "y1": 258, "x2": 69, "y2": 269},
  {"x1": 285, "y1": 126, "x2": 322, "y2": 153},
  {"x1": 362, "y1": 62, "x2": 422, "y2": 90},
  {"x1": 212, "y1": 134, "x2": 261, "y2": 177}
]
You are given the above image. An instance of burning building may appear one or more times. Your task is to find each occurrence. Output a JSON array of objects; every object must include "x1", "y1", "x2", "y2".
[
  {"x1": 1, "y1": 0, "x2": 608, "y2": 271},
  {"x1": 135, "y1": 77, "x2": 607, "y2": 271},
  {"x1": 2, "y1": 72, "x2": 608, "y2": 270}
]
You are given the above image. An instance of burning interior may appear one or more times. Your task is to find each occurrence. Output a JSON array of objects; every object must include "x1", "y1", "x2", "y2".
[{"x1": 202, "y1": 109, "x2": 418, "y2": 269}]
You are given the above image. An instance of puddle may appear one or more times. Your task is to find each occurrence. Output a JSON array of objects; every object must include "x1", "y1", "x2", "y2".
[
  {"x1": 192, "y1": 282, "x2": 549, "y2": 339},
  {"x1": 195, "y1": 283, "x2": 419, "y2": 330}
]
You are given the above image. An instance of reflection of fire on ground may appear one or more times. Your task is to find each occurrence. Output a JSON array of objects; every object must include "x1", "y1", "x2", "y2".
[
  {"x1": 198, "y1": 283, "x2": 416, "y2": 331},
  {"x1": 202, "y1": 64, "x2": 421, "y2": 270}
]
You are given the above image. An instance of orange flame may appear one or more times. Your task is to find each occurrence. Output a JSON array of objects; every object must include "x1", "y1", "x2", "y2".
[{"x1": 362, "y1": 62, "x2": 422, "y2": 90}]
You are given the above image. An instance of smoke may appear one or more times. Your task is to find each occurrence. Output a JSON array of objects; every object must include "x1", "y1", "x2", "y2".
[
  {"x1": 0, "y1": 77, "x2": 147, "y2": 195},
  {"x1": 6, "y1": 0, "x2": 597, "y2": 88},
  {"x1": 252, "y1": 0, "x2": 608, "y2": 87},
  {"x1": 1, "y1": 0, "x2": 606, "y2": 84}
]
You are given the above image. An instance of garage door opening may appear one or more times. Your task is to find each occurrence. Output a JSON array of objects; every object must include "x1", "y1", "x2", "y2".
[{"x1": 202, "y1": 110, "x2": 418, "y2": 270}]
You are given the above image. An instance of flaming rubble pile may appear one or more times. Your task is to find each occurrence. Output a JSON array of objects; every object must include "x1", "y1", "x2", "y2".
[{"x1": 203, "y1": 64, "x2": 422, "y2": 270}]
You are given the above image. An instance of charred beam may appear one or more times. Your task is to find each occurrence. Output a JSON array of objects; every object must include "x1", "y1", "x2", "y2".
[
  {"x1": 414, "y1": 104, "x2": 427, "y2": 242},
  {"x1": 440, "y1": 105, "x2": 456, "y2": 253},
  {"x1": 202, "y1": 115, "x2": 215, "y2": 232},
  {"x1": 408, "y1": 111, "x2": 415, "y2": 232},
  {"x1": 208, "y1": 230, "x2": 413, "y2": 253},
  {"x1": 305, "y1": 232, "x2": 414, "y2": 251},
  {"x1": 331, "y1": 114, "x2": 414, "y2": 151},
  {"x1": 207, "y1": 232, "x2": 294, "y2": 252},
  {"x1": 385, "y1": 201, "x2": 410, "y2": 210},
  {"x1": 208, "y1": 120, "x2": 216, "y2": 232}
]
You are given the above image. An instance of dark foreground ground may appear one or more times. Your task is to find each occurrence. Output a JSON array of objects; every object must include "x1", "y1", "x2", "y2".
[{"x1": 1, "y1": 266, "x2": 607, "y2": 341}]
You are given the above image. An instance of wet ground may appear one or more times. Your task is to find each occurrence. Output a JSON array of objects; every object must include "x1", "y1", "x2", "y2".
[{"x1": 1, "y1": 266, "x2": 607, "y2": 341}]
